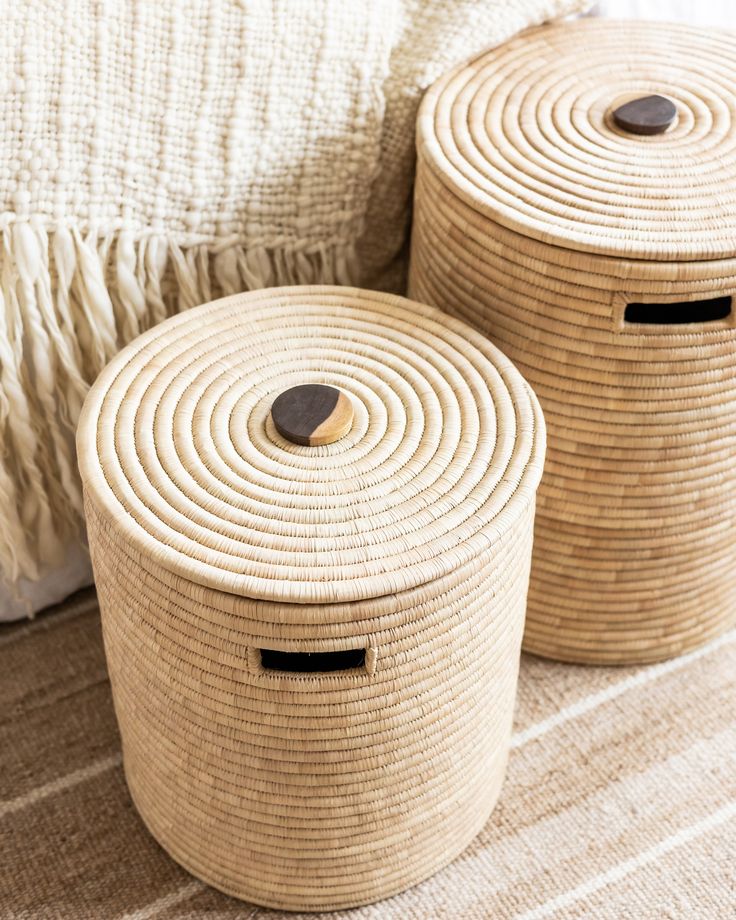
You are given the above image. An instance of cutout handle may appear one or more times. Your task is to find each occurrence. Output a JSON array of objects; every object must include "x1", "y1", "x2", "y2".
[
  {"x1": 624, "y1": 295, "x2": 732, "y2": 326},
  {"x1": 260, "y1": 647, "x2": 366, "y2": 673}
]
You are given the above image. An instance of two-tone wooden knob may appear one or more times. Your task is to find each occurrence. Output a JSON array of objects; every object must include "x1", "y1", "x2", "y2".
[
  {"x1": 612, "y1": 94, "x2": 676, "y2": 136},
  {"x1": 271, "y1": 384, "x2": 354, "y2": 446}
]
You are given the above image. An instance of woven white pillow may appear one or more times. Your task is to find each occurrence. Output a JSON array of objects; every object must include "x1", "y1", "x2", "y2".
[{"x1": 0, "y1": 0, "x2": 586, "y2": 619}]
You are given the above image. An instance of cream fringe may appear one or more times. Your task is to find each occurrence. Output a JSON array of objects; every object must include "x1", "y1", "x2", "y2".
[{"x1": 0, "y1": 216, "x2": 357, "y2": 585}]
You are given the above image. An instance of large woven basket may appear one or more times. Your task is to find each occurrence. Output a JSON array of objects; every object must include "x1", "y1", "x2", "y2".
[
  {"x1": 409, "y1": 19, "x2": 736, "y2": 665},
  {"x1": 77, "y1": 285, "x2": 545, "y2": 911}
]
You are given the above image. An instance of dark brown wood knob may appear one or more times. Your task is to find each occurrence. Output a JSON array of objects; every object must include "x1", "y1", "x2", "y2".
[
  {"x1": 271, "y1": 384, "x2": 353, "y2": 446},
  {"x1": 612, "y1": 95, "x2": 676, "y2": 136}
]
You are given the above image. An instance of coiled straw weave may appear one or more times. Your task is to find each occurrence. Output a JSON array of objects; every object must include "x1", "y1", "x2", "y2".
[
  {"x1": 410, "y1": 19, "x2": 736, "y2": 665},
  {"x1": 77, "y1": 285, "x2": 545, "y2": 910}
]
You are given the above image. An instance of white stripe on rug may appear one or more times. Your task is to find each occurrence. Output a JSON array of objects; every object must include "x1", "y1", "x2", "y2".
[
  {"x1": 512, "y1": 627, "x2": 736, "y2": 749},
  {"x1": 0, "y1": 752, "x2": 122, "y2": 819},
  {"x1": 118, "y1": 881, "x2": 205, "y2": 920},
  {"x1": 515, "y1": 799, "x2": 736, "y2": 920}
]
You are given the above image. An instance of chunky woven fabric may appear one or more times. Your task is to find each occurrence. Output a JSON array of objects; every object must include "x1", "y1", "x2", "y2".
[{"x1": 0, "y1": 0, "x2": 585, "y2": 616}]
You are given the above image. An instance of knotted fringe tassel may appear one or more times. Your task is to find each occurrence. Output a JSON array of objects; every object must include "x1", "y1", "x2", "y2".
[{"x1": 0, "y1": 216, "x2": 358, "y2": 590}]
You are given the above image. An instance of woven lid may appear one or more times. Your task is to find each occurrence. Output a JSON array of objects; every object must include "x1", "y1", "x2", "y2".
[
  {"x1": 77, "y1": 286, "x2": 544, "y2": 605},
  {"x1": 418, "y1": 19, "x2": 736, "y2": 261}
]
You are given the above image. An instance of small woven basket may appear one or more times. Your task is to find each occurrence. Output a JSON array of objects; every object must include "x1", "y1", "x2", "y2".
[
  {"x1": 77, "y1": 285, "x2": 545, "y2": 911},
  {"x1": 409, "y1": 19, "x2": 736, "y2": 665}
]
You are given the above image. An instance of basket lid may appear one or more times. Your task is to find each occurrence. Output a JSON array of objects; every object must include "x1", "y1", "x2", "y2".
[
  {"x1": 77, "y1": 286, "x2": 544, "y2": 605},
  {"x1": 417, "y1": 19, "x2": 736, "y2": 262}
]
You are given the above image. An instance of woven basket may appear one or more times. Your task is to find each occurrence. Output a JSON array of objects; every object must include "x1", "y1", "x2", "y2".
[
  {"x1": 77, "y1": 285, "x2": 545, "y2": 911},
  {"x1": 409, "y1": 19, "x2": 736, "y2": 665}
]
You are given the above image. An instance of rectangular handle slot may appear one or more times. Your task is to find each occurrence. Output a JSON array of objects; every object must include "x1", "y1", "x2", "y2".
[
  {"x1": 260, "y1": 647, "x2": 366, "y2": 673},
  {"x1": 624, "y1": 295, "x2": 732, "y2": 325}
]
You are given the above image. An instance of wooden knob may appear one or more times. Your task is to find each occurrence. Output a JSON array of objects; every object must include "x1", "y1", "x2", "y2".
[
  {"x1": 271, "y1": 384, "x2": 353, "y2": 446},
  {"x1": 612, "y1": 94, "x2": 676, "y2": 136}
]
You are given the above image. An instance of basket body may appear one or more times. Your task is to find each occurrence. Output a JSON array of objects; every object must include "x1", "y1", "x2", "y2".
[
  {"x1": 78, "y1": 286, "x2": 544, "y2": 909},
  {"x1": 409, "y1": 20, "x2": 736, "y2": 664},
  {"x1": 88, "y1": 499, "x2": 533, "y2": 909}
]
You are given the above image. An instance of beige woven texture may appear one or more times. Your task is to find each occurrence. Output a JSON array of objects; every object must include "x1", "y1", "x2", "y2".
[
  {"x1": 410, "y1": 18, "x2": 736, "y2": 665},
  {"x1": 76, "y1": 286, "x2": 545, "y2": 910}
]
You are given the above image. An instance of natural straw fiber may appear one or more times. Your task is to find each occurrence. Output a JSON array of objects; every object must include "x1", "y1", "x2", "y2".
[
  {"x1": 409, "y1": 19, "x2": 736, "y2": 665},
  {"x1": 76, "y1": 285, "x2": 545, "y2": 911}
]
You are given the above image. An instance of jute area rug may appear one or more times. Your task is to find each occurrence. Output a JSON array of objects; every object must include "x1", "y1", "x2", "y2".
[{"x1": 1, "y1": 590, "x2": 734, "y2": 919}]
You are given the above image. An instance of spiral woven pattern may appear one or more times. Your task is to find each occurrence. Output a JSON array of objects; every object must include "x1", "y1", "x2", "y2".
[
  {"x1": 418, "y1": 18, "x2": 736, "y2": 261},
  {"x1": 78, "y1": 286, "x2": 543, "y2": 606},
  {"x1": 410, "y1": 20, "x2": 736, "y2": 665},
  {"x1": 78, "y1": 285, "x2": 545, "y2": 909}
]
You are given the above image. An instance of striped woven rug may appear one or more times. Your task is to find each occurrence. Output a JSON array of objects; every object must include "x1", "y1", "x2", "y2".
[{"x1": 1, "y1": 590, "x2": 734, "y2": 919}]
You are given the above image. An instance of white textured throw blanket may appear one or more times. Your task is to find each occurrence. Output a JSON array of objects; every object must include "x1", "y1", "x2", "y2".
[{"x1": 0, "y1": 0, "x2": 585, "y2": 616}]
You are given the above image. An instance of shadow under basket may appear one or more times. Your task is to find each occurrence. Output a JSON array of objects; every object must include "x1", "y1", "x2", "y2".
[
  {"x1": 409, "y1": 18, "x2": 736, "y2": 665},
  {"x1": 77, "y1": 285, "x2": 545, "y2": 910}
]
